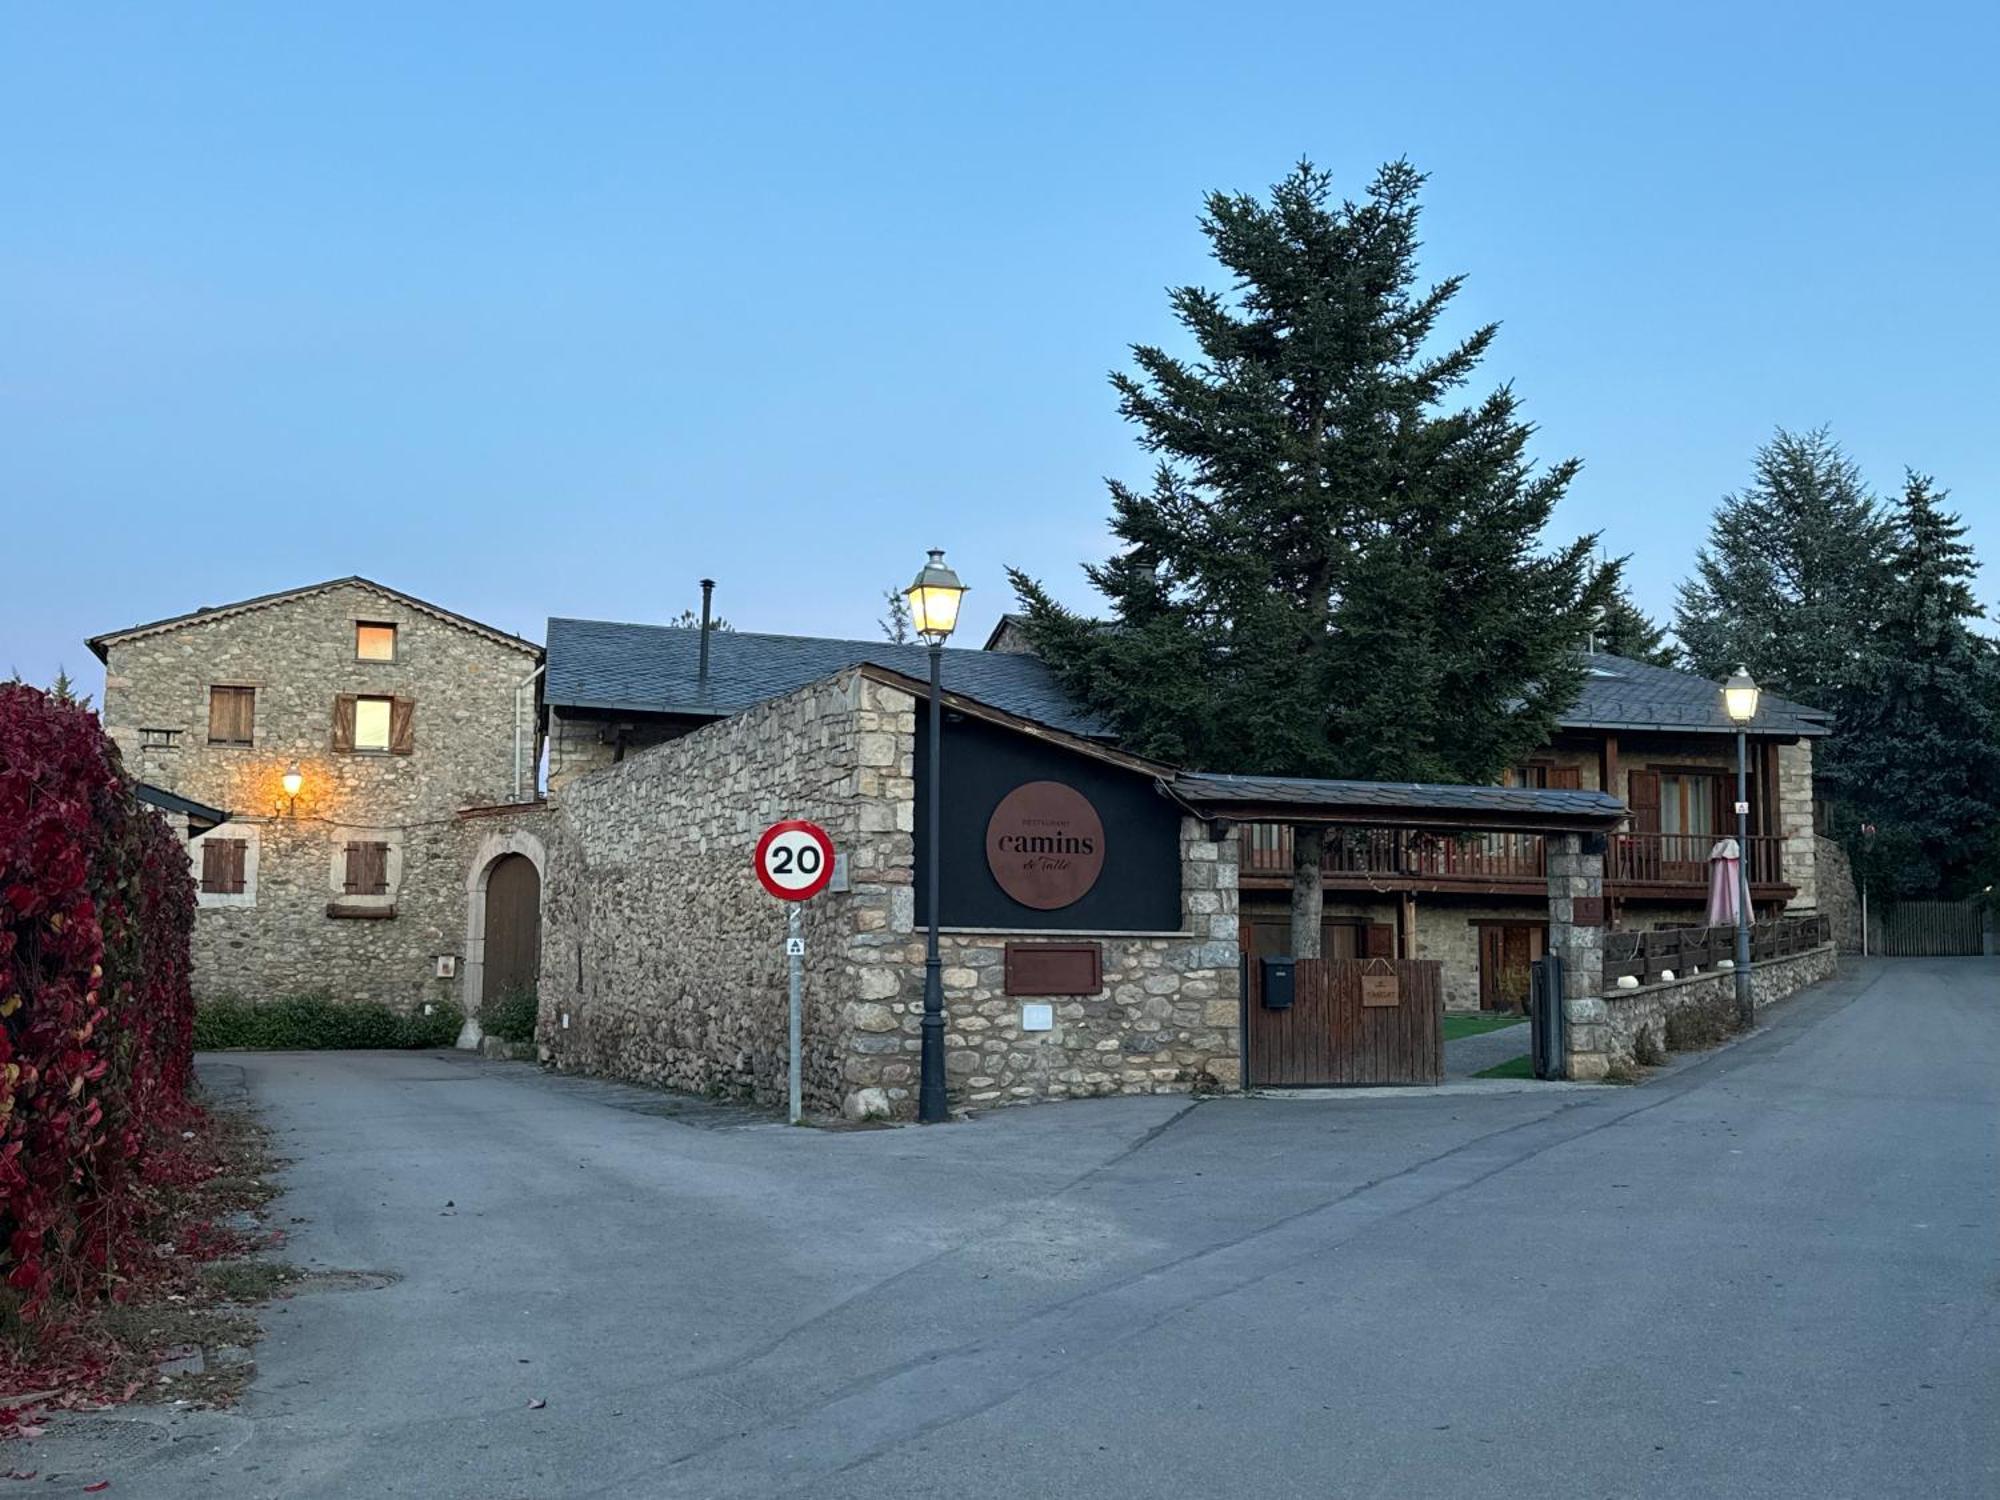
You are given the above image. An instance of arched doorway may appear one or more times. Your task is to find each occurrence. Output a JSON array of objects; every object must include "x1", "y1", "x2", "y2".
[{"x1": 481, "y1": 853, "x2": 542, "y2": 1006}]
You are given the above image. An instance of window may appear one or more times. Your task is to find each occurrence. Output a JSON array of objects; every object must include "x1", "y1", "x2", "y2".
[
  {"x1": 1503, "y1": 764, "x2": 1550, "y2": 789},
  {"x1": 356, "y1": 622, "x2": 397, "y2": 662},
  {"x1": 140, "y1": 727, "x2": 182, "y2": 750},
  {"x1": 353, "y1": 696, "x2": 393, "y2": 751},
  {"x1": 200, "y1": 839, "x2": 247, "y2": 894},
  {"x1": 343, "y1": 841, "x2": 391, "y2": 896},
  {"x1": 1659, "y1": 772, "x2": 1717, "y2": 838},
  {"x1": 207, "y1": 686, "x2": 254, "y2": 745}
]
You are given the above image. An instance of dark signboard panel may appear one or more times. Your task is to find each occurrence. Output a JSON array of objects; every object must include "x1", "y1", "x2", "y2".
[{"x1": 913, "y1": 714, "x2": 1182, "y2": 932}]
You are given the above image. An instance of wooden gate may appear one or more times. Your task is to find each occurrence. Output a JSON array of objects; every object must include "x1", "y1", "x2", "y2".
[
  {"x1": 1245, "y1": 958, "x2": 1444, "y2": 1087},
  {"x1": 481, "y1": 854, "x2": 542, "y2": 1005},
  {"x1": 1868, "y1": 898, "x2": 1989, "y2": 957}
]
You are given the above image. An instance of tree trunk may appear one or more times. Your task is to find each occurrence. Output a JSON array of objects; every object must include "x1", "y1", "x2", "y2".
[{"x1": 1290, "y1": 826, "x2": 1325, "y2": 957}]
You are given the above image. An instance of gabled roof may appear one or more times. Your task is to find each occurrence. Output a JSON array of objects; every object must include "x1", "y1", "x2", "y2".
[
  {"x1": 544, "y1": 618, "x2": 1111, "y2": 738},
  {"x1": 1172, "y1": 771, "x2": 1627, "y2": 832},
  {"x1": 1567, "y1": 652, "x2": 1829, "y2": 737},
  {"x1": 88, "y1": 577, "x2": 542, "y2": 663}
]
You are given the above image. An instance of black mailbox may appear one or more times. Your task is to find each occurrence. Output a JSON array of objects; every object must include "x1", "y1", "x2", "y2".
[{"x1": 1260, "y1": 956, "x2": 1296, "y2": 1010}]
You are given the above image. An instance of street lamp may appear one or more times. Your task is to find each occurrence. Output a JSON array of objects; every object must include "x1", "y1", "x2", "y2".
[
  {"x1": 1723, "y1": 667, "x2": 1760, "y2": 1027},
  {"x1": 905, "y1": 549, "x2": 967, "y2": 1124}
]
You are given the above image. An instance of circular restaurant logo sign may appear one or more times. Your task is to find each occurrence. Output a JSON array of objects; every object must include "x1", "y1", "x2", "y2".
[{"x1": 984, "y1": 781, "x2": 1105, "y2": 910}]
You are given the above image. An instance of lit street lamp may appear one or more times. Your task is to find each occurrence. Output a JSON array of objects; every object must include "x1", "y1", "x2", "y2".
[
  {"x1": 905, "y1": 549, "x2": 967, "y2": 1124},
  {"x1": 1723, "y1": 666, "x2": 1760, "y2": 1027}
]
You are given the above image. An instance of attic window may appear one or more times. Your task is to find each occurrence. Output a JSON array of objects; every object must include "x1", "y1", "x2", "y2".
[{"x1": 356, "y1": 622, "x2": 397, "y2": 661}]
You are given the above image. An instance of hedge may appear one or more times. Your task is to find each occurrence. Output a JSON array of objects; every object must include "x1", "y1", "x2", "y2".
[
  {"x1": 195, "y1": 994, "x2": 461, "y2": 1051},
  {"x1": 0, "y1": 684, "x2": 197, "y2": 1324}
]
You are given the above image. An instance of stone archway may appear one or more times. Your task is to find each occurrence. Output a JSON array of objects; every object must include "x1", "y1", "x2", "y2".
[{"x1": 460, "y1": 831, "x2": 548, "y2": 1049}]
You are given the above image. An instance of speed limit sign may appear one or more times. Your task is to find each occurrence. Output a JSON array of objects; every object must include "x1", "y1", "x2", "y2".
[{"x1": 754, "y1": 819, "x2": 836, "y2": 902}]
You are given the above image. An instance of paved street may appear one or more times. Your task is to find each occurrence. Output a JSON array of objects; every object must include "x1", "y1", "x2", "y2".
[{"x1": 28, "y1": 958, "x2": 1998, "y2": 1498}]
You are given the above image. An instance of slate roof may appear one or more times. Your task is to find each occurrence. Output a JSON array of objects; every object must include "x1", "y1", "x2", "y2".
[
  {"x1": 1173, "y1": 771, "x2": 1627, "y2": 824},
  {"x1": 543, "y1": 618, "x2": 1112, "y2": 738},
  {"x1": 88, "y1": 576, "x2": 541, "y2": 663},
  {"x1": 134, "y1": 782, "x2": 230, "y2": 826},
  {"x1": 1566, "y1": 652, "x2": 1830, "y2": 737}
]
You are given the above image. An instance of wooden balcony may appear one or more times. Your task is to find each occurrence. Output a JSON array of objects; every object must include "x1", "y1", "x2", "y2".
[{"x1": 1238, "y1": 824, "x2": 1787, "y2": 899}]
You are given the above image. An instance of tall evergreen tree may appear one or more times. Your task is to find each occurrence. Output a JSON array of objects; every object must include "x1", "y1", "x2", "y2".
[
  {"x1": 1835, "y1": 475, "x2": 2000, "y2": 896},
  {"x1": 1594, "y1": 576, "x2": 1676, "y2": 666},
  {"x1": 1009, "y1": 160, "x2": 1613, "y2": 952},
  {"x1": 1673, "y1": 426, "x2": 1892, "y2": 710}
]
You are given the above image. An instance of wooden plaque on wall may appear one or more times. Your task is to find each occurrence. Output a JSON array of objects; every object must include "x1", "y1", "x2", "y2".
[
  {"x1": 1360, "y1": 973, "x2": 1402, "y2": 1007},
  {"x1": 985, "y1": 781, "x2": 1106, "y2": 910},
  {"x1": 1003, "y1": 943, "x2": 1104, "y2": 997},
  {"x1": 1572, "y1": 896, "x2": 1607, "y2": 927}
]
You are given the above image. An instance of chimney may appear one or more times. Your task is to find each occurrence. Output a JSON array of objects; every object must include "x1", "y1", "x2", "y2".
[{"x1": 697, "y1": 578, "x2": 716, "y2": 688}]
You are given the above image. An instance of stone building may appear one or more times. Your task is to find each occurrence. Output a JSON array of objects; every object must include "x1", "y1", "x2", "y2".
[{"x1": 89, "y1": 578, "x2": 545, "y2": 1013}]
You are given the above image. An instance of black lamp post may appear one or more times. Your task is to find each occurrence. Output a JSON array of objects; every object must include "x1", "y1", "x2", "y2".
[
  {"x1": 1723, "y1": 666, "x2": 1761, "y2": 1028},
  {"x1": 905, "y1": 549, "x2": 967, "y2": 1124}
]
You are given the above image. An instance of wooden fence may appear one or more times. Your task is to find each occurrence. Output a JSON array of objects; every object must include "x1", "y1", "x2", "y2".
[
  {"x1": 1604, "y1": 913, "x2": 1832, "y2": 985},
  {"x1": 1866, "y1": 898, "x2": 1991, "y2": 957}
]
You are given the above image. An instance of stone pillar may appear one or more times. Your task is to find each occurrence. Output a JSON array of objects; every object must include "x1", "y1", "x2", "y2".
[
  {"x1": 1546, "y1": 833, "x2": 1609, "y2": 1080},
  {"x1": 1777, "y1": 740, "x2": 1818, "y2": 911}
]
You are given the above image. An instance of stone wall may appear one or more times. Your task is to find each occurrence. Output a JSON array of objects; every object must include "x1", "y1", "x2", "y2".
[
  {"x1": 1815, "y1": 835, "x2": 1862, "y2": 951},
  {"x1": 545, "y1": 707, "x2": 703, "y2": 790},
  {"x1": 535, "y1": 666, "x2": 1242, "y2": 1118},
  {"x1": 98, "y1": 581, "x2": 541, "y2": 1008},
  {"x1": 535, "y1": 672, "x2": 877, "y2": 1111},
  {"x1": 1586, "y1": 944, "x2": 1838, "y2": 1068},
  {"x1": 1777, "y1": 740, "x2": 1817, "y2": 910}
]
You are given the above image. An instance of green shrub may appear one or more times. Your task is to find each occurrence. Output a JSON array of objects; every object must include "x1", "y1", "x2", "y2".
[
  {"x1": 195, "y1": 993, "x2": 462, "y2": 1051},
  {"x1": 480, "y1": 985, "x2": 539, "y2": 1045}
]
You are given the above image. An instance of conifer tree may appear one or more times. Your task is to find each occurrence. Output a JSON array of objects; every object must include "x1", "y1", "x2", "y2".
[
  {"x1": 1836, "y1": 475, "x2": 2000, "y2": 896},
  {"x1": 1009, "y1": 161, "x2": 1613, "y2": 952},
  {"x1": 1594, "y1": 578, "x2": 1676, "y2": 666},
  {"x1": 1673, "y1": 427, "x2": 1892, "y2": 710}
]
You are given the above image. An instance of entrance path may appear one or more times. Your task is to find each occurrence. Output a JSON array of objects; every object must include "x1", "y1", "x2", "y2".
[{"x1": 26, "y1": 959, "x2": 1997, "y2": 1498}]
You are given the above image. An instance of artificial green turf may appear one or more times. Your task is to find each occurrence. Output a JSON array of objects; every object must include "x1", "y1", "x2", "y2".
[
  {"x1": 1473, "y1": 1053, "x2": 1534, "y2": 1080},
  {"x1": 1442, "y1": 1012, "x2": 1529, "y2": 1041}
]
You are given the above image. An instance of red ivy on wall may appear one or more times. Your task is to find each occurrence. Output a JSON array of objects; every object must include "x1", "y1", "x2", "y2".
[{"x1": 0, "y1": 684, "x2": 196, "y2": 1323}]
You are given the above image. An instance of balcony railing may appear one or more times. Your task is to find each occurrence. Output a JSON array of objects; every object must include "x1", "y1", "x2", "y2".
[
  {"x1": 1239, "y1": 825, "x2": 1786, "y2": 890},
  {"x1": 1612, "y1": 833, "x2": 1783, "y2": 887}
]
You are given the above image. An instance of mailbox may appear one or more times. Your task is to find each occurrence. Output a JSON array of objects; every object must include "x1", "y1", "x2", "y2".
[{"x1": 1260, "y1": 956, "x2": 1296, "y2": 1010}]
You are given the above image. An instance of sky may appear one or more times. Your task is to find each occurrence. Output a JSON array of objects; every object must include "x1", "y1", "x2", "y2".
[{"x1": 4, "y1": 2, "x2": 1996, "y2": 695}]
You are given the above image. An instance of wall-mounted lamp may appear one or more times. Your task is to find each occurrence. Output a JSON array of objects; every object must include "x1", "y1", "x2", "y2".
[{"x1": 278, "y1": 763, "x2": 303, "y2": 815}]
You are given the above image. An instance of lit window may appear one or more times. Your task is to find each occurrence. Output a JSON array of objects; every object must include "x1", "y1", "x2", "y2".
[
  {"x1": 356, "y1": 623, "x2": 397, "y2": 661},
  {"x1": 354, "y1": 696, "x2": 393, "y2": 751}
]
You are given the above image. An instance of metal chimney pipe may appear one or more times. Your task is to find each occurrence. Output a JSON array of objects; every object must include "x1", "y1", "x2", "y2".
[{"x1": 697, "y1": 578, "x2": 716, "y2": 687}]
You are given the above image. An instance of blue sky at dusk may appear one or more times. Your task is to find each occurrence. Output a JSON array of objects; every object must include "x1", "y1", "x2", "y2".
[{"x1": 4, "y1": 2, "x2": 1995, "y2": 694}]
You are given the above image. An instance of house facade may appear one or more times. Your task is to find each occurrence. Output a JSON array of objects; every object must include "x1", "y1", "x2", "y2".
[
  {"x1": 986, "y1": 617, "x2": 1829, "y2": 1012},
  {"x1": 90, "y1": 578, "x2": 544, "y2": 1012}
]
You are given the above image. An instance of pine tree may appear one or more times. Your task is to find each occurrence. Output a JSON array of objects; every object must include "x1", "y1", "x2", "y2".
[
  {"x1": 1594, "y1": 577, "x2": 1676, "y2": 666},
  {"x1": 1673, "y1": 427, "x2": 1892, "y2": 710},
  {"x1": 1835, "y1": 474, "x2": 2000, "y2": 896},
  {"x1": 1009, "y1": 160, "x2": 1613, "y2": 952},
  {"x1": 668, "y1": 609, "x2": 732, "y2": 631},
  {"x1": 879, "y1": 587, "x2": 912, "y2": 644}
]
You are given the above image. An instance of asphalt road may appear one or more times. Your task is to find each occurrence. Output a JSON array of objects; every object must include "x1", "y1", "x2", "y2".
[{"x1": 28, "y1": 958, "x2": 1998, "y2": 1498}]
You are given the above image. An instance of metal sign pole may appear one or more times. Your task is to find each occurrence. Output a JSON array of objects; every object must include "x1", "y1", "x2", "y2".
[{"x1": 787, "y1": 903, "x2": 803, "y2": 1126}]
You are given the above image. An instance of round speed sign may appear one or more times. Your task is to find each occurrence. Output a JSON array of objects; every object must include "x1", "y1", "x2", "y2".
[{"x1": 753, "y1": 819, "x2": 836, "y2": 901}]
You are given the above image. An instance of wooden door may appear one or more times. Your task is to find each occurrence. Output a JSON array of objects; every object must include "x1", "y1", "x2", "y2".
[
  {"x1": 1477, "y1": 924, "x2": 1545, "y2": 1012},
  {"x1": 1246, "y1": 958, "x2": 1443, "y2": 1086},
  {"x1": 481, "y1": 855, "x2": 542, "y2": 1005}
]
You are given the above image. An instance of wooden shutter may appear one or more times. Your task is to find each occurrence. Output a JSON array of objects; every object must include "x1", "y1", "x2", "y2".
[
  {"x1": 389, "y1": 696, "x2": 415, "y2": 755},
  {"x1": 202, "y1": 839, "x2": 245, "y2": 894},
  {"x1": 343, "y1": 842, "x2": 362, "y2": 893},
  {"x1": 1548, "y1": 765, "x2": 1582, "y2": 790},
  {"x1": 1364, "y1": 923, "x2": 1397, "y2": 958},
  {"x1": 208, "y1": 687, "x2": 252, "y2": 744},
  {"x1": 367, "y1": 842, "x2": 389, "y2": 894},
  {"x1": 1627, "y1": 770, "x2": 1661, "y2": 835},
  {"x1": 331, "y1": 694, "x2": 357, "y2": 753},
  {"x1": 345, "y1": 842, "x2": 389, "y2": 895}
]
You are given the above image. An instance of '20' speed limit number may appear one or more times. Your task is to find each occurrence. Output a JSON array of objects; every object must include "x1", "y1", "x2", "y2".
[{"x1": 753, "y1": 819, "x2": 836, "y2": 902}]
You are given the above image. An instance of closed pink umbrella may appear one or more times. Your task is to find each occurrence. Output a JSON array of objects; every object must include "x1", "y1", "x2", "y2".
[{"x1": 1707, "y1": 837, "x2": 1742, "y2": 928}]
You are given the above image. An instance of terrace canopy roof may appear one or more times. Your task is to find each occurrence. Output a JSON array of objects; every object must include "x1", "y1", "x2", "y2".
[{"x1": 1170, "y1": 771, "x2": 1628, "y2": 834}]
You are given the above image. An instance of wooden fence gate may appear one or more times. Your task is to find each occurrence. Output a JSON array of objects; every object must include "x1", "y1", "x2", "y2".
[
  {"x1": 1245, "y1": 957, "x2": 1444, "y2": 1087},
  {"x1": 1867, "y1": 898, "x2": 1991, "y2": 957}
]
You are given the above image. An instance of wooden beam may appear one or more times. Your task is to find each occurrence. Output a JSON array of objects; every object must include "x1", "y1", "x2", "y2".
[{"x1": 1400, "y1": 891, "x2": 1419, "y2": 959}]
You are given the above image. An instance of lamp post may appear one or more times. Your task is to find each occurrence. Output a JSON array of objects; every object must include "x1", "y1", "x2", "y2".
[
  {"x1": 905, "y1": 549, "x2": 967, "y2": 1124},
  {"x1": 1722, "y1": 667, "x2": 1760, "y2": 1027}
]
